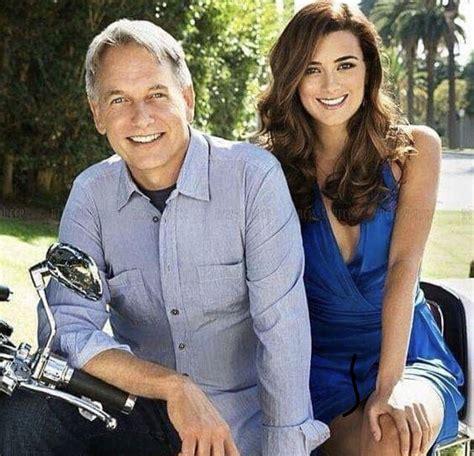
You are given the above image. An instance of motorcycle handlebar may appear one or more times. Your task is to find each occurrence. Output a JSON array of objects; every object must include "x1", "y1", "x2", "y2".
[{"x1": 60, "y1": 368, "x2": 136, "y2": 415}]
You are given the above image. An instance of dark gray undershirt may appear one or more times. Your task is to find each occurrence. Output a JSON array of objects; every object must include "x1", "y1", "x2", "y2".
[{"x1": 140, "y1": 183, "x2": 177, "y2": 213}]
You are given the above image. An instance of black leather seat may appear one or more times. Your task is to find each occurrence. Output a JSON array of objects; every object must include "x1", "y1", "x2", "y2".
[{"x1": 420, "y1": 281, "x2": 469, "y2": 420}]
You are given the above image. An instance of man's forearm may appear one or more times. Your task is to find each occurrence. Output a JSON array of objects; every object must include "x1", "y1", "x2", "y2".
[{"x1": 82, "y1": 348, "x2": 185, "y2": 401}]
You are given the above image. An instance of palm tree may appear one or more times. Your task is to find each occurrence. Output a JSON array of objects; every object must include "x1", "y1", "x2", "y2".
[
  {"x1": 372, "y1": 0, "x2": 464, "y2": 134},
  {"x1": 444, "y1": 0, "x2": 465, "y2": 148},
  {"x1": 371, "y1": 0, "x2": 424, "y2": 123},
  {"x1": 420, "y1": 0, "x2": 447, "y2": 128}
]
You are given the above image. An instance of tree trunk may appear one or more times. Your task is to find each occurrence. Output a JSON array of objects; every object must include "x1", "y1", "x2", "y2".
[
  {"x1": 445, "y1": 1, "x2": 458, "y2": 148},
  {"x1": 1, "y1": 154, "x2": 15, "y2": 199},
  {"x1": 36, "y1": 168, "x2": 54, "y2": 194},
  {"x1": 406, "y1": 42, "x2": 416, "y2": 124},
  {"x1": 425, "y1": 42, "x2": 437, "y2": 128}
]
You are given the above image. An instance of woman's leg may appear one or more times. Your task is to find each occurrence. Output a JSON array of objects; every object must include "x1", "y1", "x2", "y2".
[
  {"x1": 319, "y1": 401, "x2": 365, "y2": 456},
  {"x1": 359, "y1": 379, "x2": 444, "y2": 456}
]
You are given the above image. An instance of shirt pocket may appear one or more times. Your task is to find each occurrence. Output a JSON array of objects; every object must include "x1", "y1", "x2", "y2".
[
  {"x1": 107, "y1": 269, "x2": 153, "y2": 324},
  {"x1": 197, "y1": 261, "x2": 248, "y2": 314}
]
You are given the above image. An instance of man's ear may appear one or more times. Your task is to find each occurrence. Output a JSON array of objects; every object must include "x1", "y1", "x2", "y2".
[
  {"x1": 88, "y1": 98, "x2": 106, "y2": 135},
  {"x1": 182, "y1": 85, "x2": 195, "y2": 123}
]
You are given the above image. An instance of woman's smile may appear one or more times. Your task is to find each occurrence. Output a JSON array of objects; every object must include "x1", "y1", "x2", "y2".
[{"x1": 316, "y1": 94, "x2": 348, "y2": 110}]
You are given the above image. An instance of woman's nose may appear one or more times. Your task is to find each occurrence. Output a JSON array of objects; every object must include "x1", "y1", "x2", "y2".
[{"x1": 320, "y1": 71, "x2": 341, "y2": 94}]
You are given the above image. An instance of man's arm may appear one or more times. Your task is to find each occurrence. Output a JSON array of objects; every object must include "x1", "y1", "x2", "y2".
[
  {"x1": 245, "y1": 162, "x2": 330, "y2": 455},
  {"x1": 39, "y1": 179, "x2": 239, "y2": 456}
]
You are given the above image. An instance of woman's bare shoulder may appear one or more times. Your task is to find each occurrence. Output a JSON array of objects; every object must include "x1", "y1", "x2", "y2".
[{"x1": 402, "y1": 125, "x2": 442, "y2": 156}]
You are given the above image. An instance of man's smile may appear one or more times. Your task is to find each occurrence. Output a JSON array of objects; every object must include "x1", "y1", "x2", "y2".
[{"x1": 127, "y1": 133, "x2": 164, "y2": 144}]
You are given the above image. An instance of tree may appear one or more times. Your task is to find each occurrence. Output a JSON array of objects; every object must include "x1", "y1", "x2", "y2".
[
  {"x1": 463, "y1": 52, "x2": 474, "y2": 116},
  {"x1": 371, "y1": 0, "x2": 424, "y2": 123},
  {"x1": 0, "y1": 0, "x2": 280, "y2": 203},
  {"x1": 433, "y1": 78, "x2": 467, "y2": 139},
  {"x1": 371, "y1": 0, "x2": 464, "y2": 134},
  {"x1": 420, "y1": 0, "x2": 447, "y2": 127},
  {"x1": 444, "y1": 0, "x2": 465, "y2": 148}
]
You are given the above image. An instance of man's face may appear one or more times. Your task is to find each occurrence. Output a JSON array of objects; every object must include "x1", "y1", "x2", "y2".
[{"x1": 89, "y1": 43, "x2": 194, "y2": 188}]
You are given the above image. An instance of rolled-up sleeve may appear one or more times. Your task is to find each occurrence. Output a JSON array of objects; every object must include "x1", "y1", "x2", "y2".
[
  {"x1": 37, "y1": 180, "x2": 132, "y2": 369},
  {"x1": 245, "y1": 163, "x2": 330, "y2": 455}
]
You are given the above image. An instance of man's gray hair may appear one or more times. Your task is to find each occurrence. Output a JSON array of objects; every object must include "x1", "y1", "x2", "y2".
[{"x1": 85, "y1": 19, "x2": 192, "y2": 100}]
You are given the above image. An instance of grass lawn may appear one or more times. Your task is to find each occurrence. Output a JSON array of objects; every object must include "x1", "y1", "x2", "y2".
[
  {"x1": 0, "y1": 218, "x2": 57, "y2": 348},
  {"x1": 0, "y1": 211, "x2": 471, "y2": 455},
  {"x1": 422, "y1": 210, "x2": 474, "y2": 279}
]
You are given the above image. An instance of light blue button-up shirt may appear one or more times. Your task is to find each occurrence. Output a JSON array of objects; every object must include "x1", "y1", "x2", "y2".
[{"x1": 39, "y1": 128, "x2": 329, "y2": 455}]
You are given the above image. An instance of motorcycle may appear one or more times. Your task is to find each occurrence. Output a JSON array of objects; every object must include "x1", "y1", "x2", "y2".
[{"x1": 0, "y1": 243, "x2": 136, "y2": 430}]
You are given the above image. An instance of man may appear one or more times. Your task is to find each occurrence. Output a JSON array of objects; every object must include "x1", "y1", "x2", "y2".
[{"x1": 0, "y1": 19, "x2": 329, "y2": 455}]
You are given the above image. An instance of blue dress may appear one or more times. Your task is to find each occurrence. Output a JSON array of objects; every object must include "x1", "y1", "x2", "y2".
[{"x1": 302, "y1": 162, "x2": 464, "y2": 449}]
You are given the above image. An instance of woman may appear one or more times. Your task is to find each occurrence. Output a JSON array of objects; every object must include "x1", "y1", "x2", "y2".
[{"x1": 257, "y1": 2, "x2": 464, "y2": 455}]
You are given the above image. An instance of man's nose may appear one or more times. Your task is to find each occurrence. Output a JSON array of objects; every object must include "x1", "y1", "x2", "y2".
[{"x1": 131, "y1": 102, "x2": 154, "y2": 129}]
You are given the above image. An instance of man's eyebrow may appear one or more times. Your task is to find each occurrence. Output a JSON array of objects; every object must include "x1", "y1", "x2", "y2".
[
  {"x1": 309, "y1": 55, "x2": 360, "y2": 65},
  {"x1": 148, "y1": 83, "x2": 169, "y2": 91},
  {"x1": 103, "y1": 84, "x2": 169, "y2": 99}
]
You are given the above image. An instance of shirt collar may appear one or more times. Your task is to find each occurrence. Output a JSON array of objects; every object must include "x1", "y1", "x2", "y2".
[{"x1": 116, "y1": 126, "x2": 210, "y2": 211}]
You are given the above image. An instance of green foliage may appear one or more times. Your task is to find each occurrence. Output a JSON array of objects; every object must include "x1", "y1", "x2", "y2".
[
  {"x1": 154, "y1": 0, "x2": 278, "y2": 139},
  {"x1": 0, "y1": 0, "x2": 280, "y2": 203},
  {"x1": 1, "y1": 0, "x2": 157, "y2": 201},
  {"x1": 434, "y1": 79, "x2": 467, "y2": 137},
  {"x1": 463, "y1": 52, "x2": 474, "y2": 116}
]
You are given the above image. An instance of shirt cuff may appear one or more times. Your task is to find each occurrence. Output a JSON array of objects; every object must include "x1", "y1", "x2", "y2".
[
  {"x1": 60, "y1": 330, "x2": 133, "y2": 369},
  {"x1": 262, "y1": 418, "x2": 330, "y2": 456}
]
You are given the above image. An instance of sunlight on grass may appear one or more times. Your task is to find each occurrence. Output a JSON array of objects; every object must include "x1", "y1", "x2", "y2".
[
  {"x1": 0, "y1": 219, "x2": 57, "y2": 349},
  {"x1": 423, "y1": 210, "x2": 474, "y2": 279}
]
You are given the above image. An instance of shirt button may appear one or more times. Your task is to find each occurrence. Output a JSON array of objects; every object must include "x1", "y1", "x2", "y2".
[
  {"x1": 171, "y1": 309, "x2": 180, "y2": 316},
  {"x1": 178, "y1": 343, "x2": 186, "y2": 350},
  {"x1": 152, "y1": 216, "x2": 159, "y2": 223}
]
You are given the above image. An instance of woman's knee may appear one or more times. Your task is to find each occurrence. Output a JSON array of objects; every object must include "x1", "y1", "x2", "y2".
[
  {"x1": 361, "y1": 413, "x2": 401, "y2": 456},
  {"x1": 378, "y1": 414, "x2": 401, "y2": 449}
]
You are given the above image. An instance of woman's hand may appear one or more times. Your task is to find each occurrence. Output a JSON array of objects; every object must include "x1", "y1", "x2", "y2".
[{"x1": 365, "y1": 381, "x2": 433, "y2": 456}]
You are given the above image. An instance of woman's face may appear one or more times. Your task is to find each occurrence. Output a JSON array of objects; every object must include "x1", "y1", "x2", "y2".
[{"x1": 298, "y1": 30, "x2": 367, "y2": 132}]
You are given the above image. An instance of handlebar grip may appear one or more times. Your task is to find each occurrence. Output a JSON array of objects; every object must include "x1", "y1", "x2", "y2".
[
  {"x1": 0, "y1": 285, "x2": 11, "y2": 302},
  {"x1": 62, "y1": 369, "x2": 136, "y2": 415}
]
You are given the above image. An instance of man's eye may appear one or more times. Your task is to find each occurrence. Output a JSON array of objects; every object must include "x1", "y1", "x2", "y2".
[
  {"x1": 305, "y1": 67, "x2": 321, "y2": 75},
  {"x1": 151, "y1": 93, "x2": 165, "y2": 99},
  {"x1": 338, "y1": 62, "x2": 355, "y2": 70},
  {"x1": 111, "y1": 97, "x2": 125, "y2": 105}
]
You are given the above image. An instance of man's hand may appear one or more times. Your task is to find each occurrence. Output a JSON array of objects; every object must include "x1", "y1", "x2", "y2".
[{"x1": 167, "y1": 376, "x2": 240, "y2": 456}]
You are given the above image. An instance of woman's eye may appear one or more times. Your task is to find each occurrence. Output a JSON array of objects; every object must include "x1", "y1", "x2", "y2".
[
  {"x1": 305, "y1": 67, "x2": 321, "y2": 75},
  {"x1": 338, "y1": 62, "x2": 355, "y2": 70}
]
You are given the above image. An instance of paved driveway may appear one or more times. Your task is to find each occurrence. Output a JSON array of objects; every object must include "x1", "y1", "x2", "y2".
[{"x1": 437, "y1": 153, "x2": 473, "y2": 211}]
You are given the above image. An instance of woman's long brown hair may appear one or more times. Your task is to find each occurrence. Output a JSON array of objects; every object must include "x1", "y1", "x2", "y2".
[{"x1": 257, "y1": 1, "x2": 415, "y2": 225}]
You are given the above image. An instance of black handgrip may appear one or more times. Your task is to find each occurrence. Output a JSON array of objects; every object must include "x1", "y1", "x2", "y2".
[
  {"x1": 62, "y1": 369, "x2": 136, "y2": 415},
  {"x1": 0, "y1": 285, "x2": 11, "y2": 302}
]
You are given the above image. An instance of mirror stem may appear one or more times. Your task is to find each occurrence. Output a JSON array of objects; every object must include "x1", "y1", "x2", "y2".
[{"x1": 29, "y1": 263, "x2": 56, "y2": 380}]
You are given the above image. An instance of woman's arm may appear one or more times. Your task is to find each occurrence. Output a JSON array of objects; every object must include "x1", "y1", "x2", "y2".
[
  {"x1": 377, "y1": 125, "x2": 441, "y2": 392},
  {"x1": 366, "y1": 126, "x2": 442, "y2": 456}
]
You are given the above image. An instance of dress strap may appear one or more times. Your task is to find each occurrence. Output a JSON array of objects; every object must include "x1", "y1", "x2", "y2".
[{"x1": 382, "y1": 160, "x2": 399, "y2": 192}]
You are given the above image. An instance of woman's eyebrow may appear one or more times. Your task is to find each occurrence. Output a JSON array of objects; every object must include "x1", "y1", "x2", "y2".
[{"x1": 309, "y1": 55, "x2": 360, "y2": 65}]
